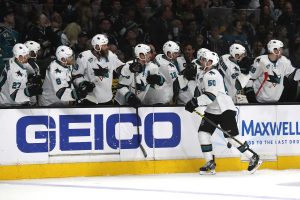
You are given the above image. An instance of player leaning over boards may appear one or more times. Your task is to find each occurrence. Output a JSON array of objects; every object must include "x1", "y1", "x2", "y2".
[
  {"x1": 184, "y1": 50, "x2": 262, "y2": 175},
  {"x1": 218, "y1": 43, "x2": 250, "y2": 103},
  {"x1": 114, "y1": 44, "x2": 164, "y2": 106},
  {"x1": 0, "y1": 43, "x2": 43, "y2": 106},
  {"x1": 73, "y1": 34, "x2": 124, "y2": 105},
  {"x1": 39, "y1": 46, "x2": 88, "y2": 106},
  {"x1": 245, "y1": 39, "x2": 300, "y2": 103}
]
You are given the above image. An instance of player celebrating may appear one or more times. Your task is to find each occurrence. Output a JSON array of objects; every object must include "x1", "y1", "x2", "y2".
[
  {"x1": 246, "y1": 39, "x2": 300, "y2": 103},
  {"x1": 0, "y1": 43, "x2": 43, "y2": 106},
  {"x1": 73, "y1": 34, "x2": 124, "y2": 105},
  {"x1": 39, "y1": 46, "x2": 87, "y2": 106},
  {"x1": 219, "y1": 43, "x2": 249, "y2": 103},
  {"x1": 184, "y1": 51, "x2": 262, "y2": 175},
  {"x1": 115, "y1": 44, "x2": 164, "y2": 106}
]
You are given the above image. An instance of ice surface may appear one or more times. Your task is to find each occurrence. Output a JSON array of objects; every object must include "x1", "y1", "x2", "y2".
[{"x1": 0, "y1": 170, "x2": 300, "y2": 200}]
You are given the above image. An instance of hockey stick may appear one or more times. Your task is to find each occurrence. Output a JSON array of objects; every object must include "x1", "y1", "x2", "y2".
[
  {"x1": 193, "y1": 110, "x2": 257, "y2": 155},
  {"x1": 255, "y1": 72, "x2": 268, "y2": 96},
  {"x1": 135, "y1": 107, "x2": 147, "y2": 158},
  {"x1": 133, "y1": 72, "x2": 147, "y2": 158}
]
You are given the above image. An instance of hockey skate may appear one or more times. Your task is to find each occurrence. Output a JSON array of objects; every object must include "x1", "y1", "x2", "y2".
[
  {"x1": 199, "y1": 160, "x2": 216, "y2": 175},
  {"x1": 248, "y1": 153, "x2": 263, "y2": 174}
]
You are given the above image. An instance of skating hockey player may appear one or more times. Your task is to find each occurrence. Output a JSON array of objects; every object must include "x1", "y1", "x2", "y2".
[{"x1": 184, "y1": 50, "x2": 262, "y2": 175}]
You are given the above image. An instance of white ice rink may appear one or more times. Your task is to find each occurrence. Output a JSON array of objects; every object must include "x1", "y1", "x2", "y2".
[{"x1": 1, "y1": 170, "x2": 300, "y2": 200}]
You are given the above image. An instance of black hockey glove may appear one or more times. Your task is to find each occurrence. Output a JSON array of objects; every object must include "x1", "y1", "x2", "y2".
[
  {"x1": 28, "y1": 74, "x2": 43, "y2": 86},
  {"x1": 129, "y1": 62, "x2": 143, "y2": 73},
  {"x1": 126, "y1": 92, "x2": 141, "y2": 107},
  {"x1": 146, "y1": 74, "x2": 162, "y2": 85},
  {"x1": 79, "y1": 81, "x2": 95, "y2": 93},
  {"x1": 244, "y1": 87, "x2": 257, "y2": 103},
  {"x1": 72, "y1": 88, "x2": 88, "y2": 100},
  {"x1": 183, "y1": 65, "x2": 197, "y2": 81},
  {"x1": 93, "y1": 64, "x2": 109, "y2": 76},
  {"x1": 185, "y1": 98, "x2": 199, "y2": 113},
  {"x1": 25, "y1": 84, "x2": 43, "y2": 97}
]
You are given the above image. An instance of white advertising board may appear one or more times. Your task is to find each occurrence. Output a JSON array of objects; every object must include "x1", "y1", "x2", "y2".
[{"x1": 0, "y1": 105, "x2": 300, "y2": 165}]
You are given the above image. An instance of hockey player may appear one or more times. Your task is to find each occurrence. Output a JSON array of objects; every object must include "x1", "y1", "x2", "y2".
[
  {"x1": 146, "y1": 40, "x2": 186, "y2": 105},
  {"x1": 184, "y1": 51, "x2": 262, "y2": 175},
  {"x1": 115, "y1": 44, "x2": 164, "y2": 106},
  {"x1": 0, "y1": 43, "x2": 42, "y2": 106},
  {"x1": 39, "y1": 45, "x2": 87, "y2": 106},
  {"x1": 24, "y1": 40, "x2": 43, "y2": 105},
  {"x1": 218, "y1": 43, "x2": 249, "y2": 103},
  {"x1": 246, "y1": 39, "x2": 300, "y2": 103},
  {"x1": 73, "y1": 34, "x2": 124, "y2": 105},
  {"x1": 179, "y1": 48, "x2": 211, "y2": 102}
]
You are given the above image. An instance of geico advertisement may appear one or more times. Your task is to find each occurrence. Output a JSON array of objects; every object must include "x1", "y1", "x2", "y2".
[{"x1": 0, "y1": 107, "x2": 236, "y2": 165}]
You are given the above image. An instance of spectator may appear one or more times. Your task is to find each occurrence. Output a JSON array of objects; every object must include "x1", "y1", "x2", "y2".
[
  {"x1": 222, "y1": 19, "x2": 250, "y2": 53},
  {"x1": 148, "y1": 6, "x2": 173, "y2": 53},
  {"x1": 0, "y1": 7, "x2": 19, "y2": 66}
]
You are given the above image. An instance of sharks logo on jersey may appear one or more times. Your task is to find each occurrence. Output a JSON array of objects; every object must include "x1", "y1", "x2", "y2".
[{"x1": 268, "y1": 71, "x2": 281, "y2": 86}]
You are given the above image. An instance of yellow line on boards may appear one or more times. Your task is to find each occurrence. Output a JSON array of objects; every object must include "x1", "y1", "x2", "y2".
[{"x1": 1, "y1": 156, "x2": 300, "y2": 180}]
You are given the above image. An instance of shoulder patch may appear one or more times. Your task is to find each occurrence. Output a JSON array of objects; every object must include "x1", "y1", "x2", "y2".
[{"x1": 88, "y1": 58, "x2": 93, "y2": 63}]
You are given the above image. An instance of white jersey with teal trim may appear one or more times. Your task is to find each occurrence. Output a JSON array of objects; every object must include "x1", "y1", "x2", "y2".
[
  {"x1": 39, "y1": 60, "x2": 75, "y2": 106},
  {"x1": 74, "y1": 50, "x2": 124, "y2": 103},
  {"x1": 218, "y1": 54, "x2": 242, "y2": 99},
  {"x1": 115, "y1": 60, "x2": 162, "y2": 105},
  {"x1": 0, "y1": 58, "x2": 30, "y2": 106},
  {"x1": 195, "y1": 68, "x2": 236, "y2": 115},
  {"x1": 146, "y1": 54, "x2": 186, "y2": 104},
  {"x1": 249, "y1": 55, "x2": 296, "y2": 103}
]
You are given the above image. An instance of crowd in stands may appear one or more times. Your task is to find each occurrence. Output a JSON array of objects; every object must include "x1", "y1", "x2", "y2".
[{"x1": 0, "y1": 0, "x2": 300, "y2": 107}]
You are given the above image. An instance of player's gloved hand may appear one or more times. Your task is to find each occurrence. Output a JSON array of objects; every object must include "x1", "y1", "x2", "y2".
[
  {"x1": 25, "y1": 84, "x2": 43, "y2": 97},
  {"x1": 185, "y1": 98, "x2": 199, "y2": 113},
  {"x1": 93, "y1": 64, "x2": 109, "y2": 76},
  {"x1": 146, "y1": 74, "x2": 162, "y2": 85},
  {"x1": 28, "y1": 74, "x2": 42, "y2": 86},
  {"x1": 72, "y1": 88, "x2": 88, "y2": 100},
  {"x1": 79, "y1": 81, "x2": 95, "y2": 93},
  {"x1": 126, "y1": 92, "x2": 141, "y2": 107},
  {"x1": 183, "y1": 64, "x2": 197, "y2": 81},
  {"x1": 129, "y1": 62, "x2": 143, "y2": 73},
  {"x1": 244, "y1": 87, "x2": 257, "y2": 103}
]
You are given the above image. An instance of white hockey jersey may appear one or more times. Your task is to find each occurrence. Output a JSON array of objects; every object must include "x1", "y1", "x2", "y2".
[
  {"x1": 73, "y1": 50, "x2": 124, "y2": 103},
  {"x1": 194, "y1": 68, "x2": 236, "y2": 115},
  {"x1": 145, "y1": 54, "x2": 186, "y2": 104},
  {"x1": 249, "y1": 55, "x2": 299, "y2": 103},
  {"x1": 39, "y1": 60, "x2": 76, "y2": 106},
  {"x1": 115, "y1": 60, "x2": 163, "y2": 105},
  {"x1": 0, "y1": 58, "x2": 30, "y2": 106},
  {"x1": 25, "y1": 59, "x2": 41, "y2": 105}
]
